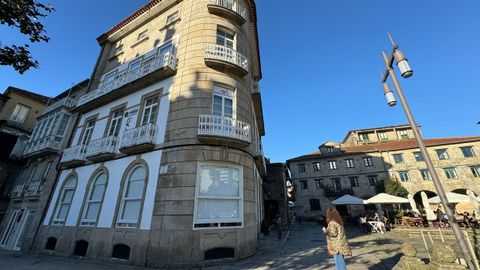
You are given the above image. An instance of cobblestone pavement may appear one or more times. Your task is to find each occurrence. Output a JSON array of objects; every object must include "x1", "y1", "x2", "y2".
[{"x1": 0, "y1": 223, "x2": 404, "y2": 270}]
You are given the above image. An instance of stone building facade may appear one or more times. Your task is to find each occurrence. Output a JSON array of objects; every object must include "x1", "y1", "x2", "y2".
[
  {"x1": 0, "y1": 81, "x2": 88, "y2": 252},
  {"x1": 287, "y1": 124, "x2": 480, "y2": 218},
  {"x1": 31, "y1": 0, "x2": 265, "y2": 267},
  {"x1": 0, "y1": 87, "x2": 50, "y2": 222}
]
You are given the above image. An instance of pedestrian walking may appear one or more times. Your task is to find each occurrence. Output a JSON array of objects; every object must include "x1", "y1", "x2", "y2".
[
  {"x1": 275, "y1": 216, "x2": 282, "y2": 240},
  {"x1": 322, "y1": 208, "x2": 351, "y2": 270}
]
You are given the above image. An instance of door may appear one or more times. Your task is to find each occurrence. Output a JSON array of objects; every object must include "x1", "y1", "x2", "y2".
[
  {"x1": 0, "y1": 210, "x2": 23, "y2": 250},
  {"x1": 13, "y1": 210, "x2": 35, "y2": 251}
]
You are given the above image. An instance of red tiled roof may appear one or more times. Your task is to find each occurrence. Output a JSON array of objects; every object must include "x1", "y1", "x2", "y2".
[
  {"x1": 96, "y1": 0, "x2": 262, "y2": 79},
  {"x1": 288, "y1": 136, "x2": 480, "y2": 162}
]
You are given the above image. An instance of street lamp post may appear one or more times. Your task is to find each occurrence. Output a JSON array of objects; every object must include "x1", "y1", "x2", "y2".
[{"x1": 380, "y1": 33, "x2": 476, "y2": 270}]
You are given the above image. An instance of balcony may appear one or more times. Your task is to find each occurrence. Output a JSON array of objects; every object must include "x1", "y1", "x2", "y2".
[
  {"x1": 23, "y1": 180, "x2": 43, "y2": 198},
  {"x1": 85, "y1": 136, "x2": 119, "y2": 162},
  {"x1": 204, "y1": 44, "x2": 248, "y2": 76},
  {"x1": 119, "y1": 123, "x2": 157, "y2": 155},
  {"x1": 9, "y1": 184, "x2": 25, "y2": 199},
  {"x1": 76, "y1": 52, "x2": 177, "y2": 111},
  {"x1": 207, "y1": 0, "x2": 248, "y2": 25},
  {"x1": 23, "y1": 135, "x2": 62, "y2": 158},
  {"x1": 60, "y1": 144, "x2": 87, "y2": 168},
  {"x1": 43, "y1": 97, "x2": 77, "y2": 114},
  {"x1": 198, "y1": 114, "x2": 251, "y2": 147}
]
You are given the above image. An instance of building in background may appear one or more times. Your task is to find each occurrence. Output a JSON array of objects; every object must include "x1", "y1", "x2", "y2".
[
  {"x1": 264, "y1": 162, "x2": 289, "y2": 225},
  {"x1": 287, "y1": 124, "x2": 480, "y2": 218},
  {"x1": 33, "y1": 0, "x2": 265, "y2": 267},
  {"x1": 0, "y1": 87, "x2": 49, "y2": 222},
  {"x1": 0, "y1": 80, "x2": 88, "y2": 252}
]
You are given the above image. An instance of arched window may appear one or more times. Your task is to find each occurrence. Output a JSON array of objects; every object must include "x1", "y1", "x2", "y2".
[
  {"x1": 117, "y1": 166, "x2": 146, "y2": 228},
  {"x1": 52, "y1": 176, "x2": 77, "y2": 225},
  {"x1": 80, "y1": 172, "x2": 107, "y2": 226}
]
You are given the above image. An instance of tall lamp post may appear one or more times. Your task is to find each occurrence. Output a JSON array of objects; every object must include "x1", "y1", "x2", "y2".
[{"x1": 379, "y1": 33, "x2": 476, "y2": 270}]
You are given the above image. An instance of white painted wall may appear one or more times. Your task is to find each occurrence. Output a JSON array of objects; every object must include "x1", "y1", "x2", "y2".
[{"x1": 43, "y1": 149, "x2": 162, "y2": 230}]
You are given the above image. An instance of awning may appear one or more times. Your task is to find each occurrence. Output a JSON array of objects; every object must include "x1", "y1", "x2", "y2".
[
  {"x1": 331, "y1": 195, "x2": 367, "y2": 205},
  {"x1": 429, "y1": 192, "x2": 470, "y2": 204},
  {"x1": 366, "y1": 193, "x2": 409, "y2": 204}
]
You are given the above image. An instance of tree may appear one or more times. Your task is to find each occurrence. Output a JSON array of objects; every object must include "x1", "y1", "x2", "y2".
[
  {"x1": 375, "y1": 177, "x2": 408, "y2": 198},
  {"x1": 0, "y1": 0, "x2": 54, "y2": 74}
]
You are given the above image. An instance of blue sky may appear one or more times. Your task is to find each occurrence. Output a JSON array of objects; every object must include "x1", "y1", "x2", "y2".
[{"x1": 2, "y1": 1, "x2": 480, "y2": 163}]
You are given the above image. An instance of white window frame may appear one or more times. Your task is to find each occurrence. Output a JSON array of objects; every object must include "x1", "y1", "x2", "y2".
[
  {"x1": 312, "y1": 162, "x2": 321, "y2": 171},
  {"x1": 436, "y1": 149, "x2": 450, "y2": 160},
  {"x1": 470, "y1": 166, "x2": 480, "y2": 178},
  {"x1": 107, "y1": 108, "x2": 124, "y2": 137},
  {"x1": 52, "y1": 176, "x2": 77, "y2": 225},
  {"x1": 141, "y1": 95, "x2": 159, "y2": 126},
  {"x1": 378, "y1": 132, "x2": 388, "y2": 141},
  {"x1": 193, "y1": 162, "x2": 244, "y2": 230},
  {"x1": 117, "y1": 165, "x2": 147, "y2": 228},
  {"x1": 363, "y1": 157, "x2": 373, "y2": 167},
  {"x1": 212, "y1": 85, "x2": 235, "y2": 118},
  {"x1": 398, "y1": 171, "x2": 410, "y2": 182},
  {"x1": 399, "y1": 129, "x2": 409, "y2": 138},
  {"x1": 10, "y1": 104, "x2": 31, "y2": 124},
  {"x1": 420, "y1": 169, "x2": 432, "y2": 181},
  {"x1": 329, "y1": 161, "x2": 337, "y2": 170},
  {"x1": 345, "y1": 159, "x2": 355, "y2": 168},
  {"x1": 413, "y1": 151, "x2": 424, "y2": 162},
  {"x1": 393, "y1": 154, "x2": 404, "y2": 164},
  {"x1": 216, "y1": 27, "x2": 235, "y2": 49},
  {"x1": 81, "y1": 120, "x2": 95, "y2": 145},
  {"x1": 443, "y1": 167, "x2": 458, "y2": 179},
  {"x1": 461, "y1": 146, "x2": 476, "y2": 158},
  {"x1": 80, "y1": 172, "x2": 107, "y2": 227}
]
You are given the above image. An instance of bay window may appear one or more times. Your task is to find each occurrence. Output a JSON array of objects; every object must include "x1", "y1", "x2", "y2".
[{"x1": 194, "y1": 163, "x2": 243, "y2": 229}]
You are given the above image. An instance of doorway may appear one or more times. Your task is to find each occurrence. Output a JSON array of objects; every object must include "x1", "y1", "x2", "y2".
[{"x1": 0, "y1": 209, "x2": 35, "y2": 251}]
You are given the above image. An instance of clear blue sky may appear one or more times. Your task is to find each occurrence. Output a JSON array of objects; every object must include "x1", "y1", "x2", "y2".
[{"x1": 2, "y1": 1, "x2": 480, "y2": 163}]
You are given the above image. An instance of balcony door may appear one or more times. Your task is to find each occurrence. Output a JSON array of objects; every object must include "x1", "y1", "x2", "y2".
[
  {"x1": 107, "y1": 108, "x2": 124, "y2": 137},
  {"x1": 141, "y1": 95, "x2": 159, "y2": 126},
  {"x1": 127, "y1": 58, "x2": 142, "y2": 82},
  {"x1": 216, "y1": 28, "x2": 235, "y2": 60},
  {"x1": 212, "y1": 86, "x2": 234, "y2": 134},
  {"x1": 80, "y1": 120, "x2": 95, "y2": 153},
  {"x1": 158, "y1": 42, "x2": 173, "y2": 63},
  {"x1": 0, "y1": 209, "x2": 34, "y2": 251}
]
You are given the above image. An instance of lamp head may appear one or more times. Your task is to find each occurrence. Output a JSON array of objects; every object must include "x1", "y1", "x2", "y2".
[
  {"x1": 393, "y1": 49, "x2": 413, "y2": 78},
  {"x1": 383, "y1": 82, "x2": 397, "y2": 106}
]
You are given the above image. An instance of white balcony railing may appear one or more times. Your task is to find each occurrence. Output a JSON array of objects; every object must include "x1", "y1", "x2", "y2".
[
  {"x1": 77, "y1": 52, "x2": 177, "y2": 107},
  {"x1": 61, "y1": 144, "x2": 87, "y2": 163},
  {"x1": 208, "y1": 0, "x2": 248, "y2": 21},
  {"x1": 198, "y1": 114, "x2": 251, "y2": 143},
  {"x1": 205, "y1": 44, "x2": 249, "y2": 72},
  {"x1": 43, "y1": 97, "x2": 78, "y2": 114},
  {"x1": 120, "y1": 123, "x2": 157, "y2": 149},
  {"x1": 24, "y1": 181, "x2": 42, "y2": 197},
  {"x1": 23, "y1": 135, "x2": 62, "y2": 156},
  {"x1": 10, "y1": 184, "x2": 25, "y2": 199},
  {"x1": 85, "y1": 136, "x2": 119, "y2": 158}
]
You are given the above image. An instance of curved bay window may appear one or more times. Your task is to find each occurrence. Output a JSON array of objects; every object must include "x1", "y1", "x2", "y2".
[
  {"x1": 193, "y1": 163, "x2": 243, "y2": 229},
  {"x1": 117, "y1": 166, "x2": 146, "y2": 228},
  {"x1": 52, "y1": 176, "x2": 77, "y2": 225},
  {"x1": 80, "y1": 172, "x2": 107, "y2": 226}
]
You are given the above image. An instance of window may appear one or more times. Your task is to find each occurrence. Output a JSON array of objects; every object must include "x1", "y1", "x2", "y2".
[
  {"x1": 137, "y1": 29, "x2": 148, "y2": 41},
  {"x1": 298, "y1": 164, "x2": 305, "y2": 173},
  {"x1": 436, "y1": 149, "x2": 450, "y2": 160},
  {"x1": 56, "y1": 114, "x2": 71, "y2": 138},
  {"x1": 420, "y1": 169, "x2": 432, "y2": 181},
  {"x1": 399, "y1": 129, "x2": 409, "y2": 139},
  {"x1": 10, "y1": 104, "x2": 31, "y2": 124},
  {"x1": 393, "y1": 154, "x2": 404, "y2": 164},
  {"x1": 329, "y1": 161, "x2": 337, "y2": 170},
  {"x1": 103, "y1": 71, "x2": 116, "y2": 89},
  {"x1": 345, "y1": 159, "x2": 355, "y2": 168},
  {"x1": 194, "y1": 163, "x2": 243, "y2": 229},
  {"x1": 309, "y1": 199, "x2": 321, "y2": 211},
  {"x1": 326, "y1": 146, "x2": 334, "y2": 153},
  {"x1": 43, "y1": 162, "x2": 52, "y2": 179},
  {"x1": 349, "y1": 177, "x2": 359, "y2": 187},
  {"x1": 127, "y1": 58, "x2": 142, "y2": 81},
  {"x1": 117, "y1": 166, "x2": 146, "y2": 228},
  {"x1": 216, "y1": 28, "x2": 235, "y2": 49},
  {"x1": 166, "y1": 11, "x2": 179, "y2": 24},
  {"x1": 398, "y1": 171, "x2": 410, "y2": 182},
  {"x1": 27, "y1": 165, "x2": 37, "y2": 183},
  {"x1": 368, "y1": 175, "x2": 378, "y2": 186},
  {"x1": 470, "y1": 166, "x2": 480, "y2": 178},
  {"x1": 363, "y1": 157, "x2": 373, "y2": 167},
  {"x1": 378, "y1": 132, "x2": 388, "y2": 141},
  {"x1": 141, "y1": 95, "x2": 159, "y2": 125},
  {"x1": 213, "y1": 85, "x2": 234, "y2": 118},
  {"x1": 312, "y1": 162, "x2": 321, "y2": 172},
  {"x1": 443, "y1": 167, "x2": 458, "y2": 179},
  {"x1": 331, "y1": 178, "x2": 341, "y2": 192},
  {"x1": 461, "y1": 146, "x2": 476, "y2": 158},
  {"x1": 359, "y1": 133, "x2": 369, "y2": 142},
  {"x1": 80, "y1": 172, "x2": 107, "y2": 226},
  {"x1": 315, "y1": 179, "x2": 324, "y2": 189},
  {"x1": 300, "y1": 180, "x2": 308, "y2": 189},
  {"x1": 81, "y1": 120, "x2": 95, "y2": 145},
  {"x1": 107, "y1": 108, "x2": 124, "y2": 137},
  {"x1": 53, "y1": 176, "x2": 77, "y2": 225},
  {"x1": 413, "y1": 152, "x2": 424, "y2": 162}
]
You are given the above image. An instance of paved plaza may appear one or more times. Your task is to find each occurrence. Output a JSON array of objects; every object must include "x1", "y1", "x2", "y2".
[{"x1": 0, "y1": 222, "x2": 407, "y2": 270}]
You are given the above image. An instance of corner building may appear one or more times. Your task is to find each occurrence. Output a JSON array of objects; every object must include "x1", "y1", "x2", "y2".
[{"x1": 34, "y1": 0, "x2": 266, "y2": 267}]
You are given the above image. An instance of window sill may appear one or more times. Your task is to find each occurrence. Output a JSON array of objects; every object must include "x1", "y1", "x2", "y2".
[
  {"x1": 159, "y1": 18, "x2": 181, "y2": 32},
  {"x1": 130, "y1": 37, "x2": 149, "y2": 48}
]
